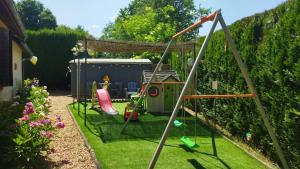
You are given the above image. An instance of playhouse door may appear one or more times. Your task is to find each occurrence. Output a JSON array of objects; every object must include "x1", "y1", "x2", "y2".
[{"x1": 164, "y1": 84, "x2": 175, "y2": 112}]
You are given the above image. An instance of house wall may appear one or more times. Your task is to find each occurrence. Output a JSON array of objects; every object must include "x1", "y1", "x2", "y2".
[
  {"x1": 0, "y1": 86, "x2": 13, "y2": 101},
  {"x1": 12, "y1": 41, "x2": 22, "y2": 94},
  {"x1": 0, "y1": 19, "x2": 23, "y2": 101},
  {"x1": 0, "y1": 19, "x2": 8, "y2": 29}
]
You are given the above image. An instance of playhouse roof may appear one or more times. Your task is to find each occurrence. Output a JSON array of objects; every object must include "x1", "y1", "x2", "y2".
[
  {"x1": 69, "y1": 58, "x2": 152, "y2": 64},
  {"x1": 143, "y1": 70, "x2": 180, "y2": 83},
  {"x1": 78, "y1": 39, "x2": 195, "y2": 53}
]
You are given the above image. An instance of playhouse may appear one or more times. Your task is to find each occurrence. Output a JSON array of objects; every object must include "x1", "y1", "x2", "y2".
[{"x1": 143, "y1": 70, "x2": 181, "y2": 113}]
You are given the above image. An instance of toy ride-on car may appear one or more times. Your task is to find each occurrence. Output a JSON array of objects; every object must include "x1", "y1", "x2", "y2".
[{"x1": 124, "y1": 103, "x2": 139, "y2": 121}]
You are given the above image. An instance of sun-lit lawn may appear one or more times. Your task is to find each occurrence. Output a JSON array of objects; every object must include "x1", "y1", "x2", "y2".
[{"x1": 69, "y1": 102, "x2": 266, "y2": 169}]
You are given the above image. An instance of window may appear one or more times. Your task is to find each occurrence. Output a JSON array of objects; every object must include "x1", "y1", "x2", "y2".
[{"x1": 0, "y1": 28, "x2": 12, "y2": 86}]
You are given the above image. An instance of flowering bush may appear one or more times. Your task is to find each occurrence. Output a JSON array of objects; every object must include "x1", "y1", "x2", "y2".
[
  {"x1": 0, "y1": 101, "x2": 24, "y2": 167},
  {"x1": 29, "y1": 85, "x2": 51, "y2": 115},
  {"x1": 11, "y1": 78, "x2": 63, "y2": 167},
  {"x1": 16, "y1": 78, "x2": 38, "y2": 105}
]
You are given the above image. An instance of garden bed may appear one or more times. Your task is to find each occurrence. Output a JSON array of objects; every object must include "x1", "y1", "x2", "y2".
[{"x1": 69, "y1": 102, "x2": 267, "y2": 169}]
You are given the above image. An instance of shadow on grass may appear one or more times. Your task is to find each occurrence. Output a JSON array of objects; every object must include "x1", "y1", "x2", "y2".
[
  {"x1": 217, "y1": 157, "x2": 231, "y2": 169},
  {"x1": 89, "y1": 113, "x2": 221, "y2": 143},
  {"x1": 188, "y1": 159, "x2": 206, "y2": 169},
  {"x1": 179, "y1": 145, "x2": 216, "y2": 157},
  {"x1": 77, "y1": 111, "x2": 101, "y2": 138},
  {"x1": 72, "y1": 103, "x2": 222, "y2": 144},
  {"x1": 187, "y1": 157, "x2": 231, "y2": 169}
]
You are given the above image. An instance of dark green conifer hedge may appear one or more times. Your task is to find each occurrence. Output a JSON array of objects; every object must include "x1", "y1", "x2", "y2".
[
  {"x1": 25, "y1": 28, "x2": 87, "y2": 90},
  {"x1": 179, "y1": 0, "x2": 299, "y2": 167}
]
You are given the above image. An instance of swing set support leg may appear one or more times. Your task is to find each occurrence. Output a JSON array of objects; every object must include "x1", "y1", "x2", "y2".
[
  {"x1": 219, "y1": 15, "x2": 289, "y2": 169},
  {"x1": 212, "y1": 93, "x2": 218, "y2": 157},
  {"x1": 148, "y1": 11, "x2": 290, "y2": 169},
  {"x1": 147, "y1": 12, "x2": 220, "y2": 169}
]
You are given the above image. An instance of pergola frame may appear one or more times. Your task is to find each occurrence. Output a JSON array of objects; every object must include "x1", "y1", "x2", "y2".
[
  {"x1": 78, "y1": 39, "x2": 196, "y2": 53},
  {"x1": 119, "y1": 9, "x2": 289, "y2": 169}
]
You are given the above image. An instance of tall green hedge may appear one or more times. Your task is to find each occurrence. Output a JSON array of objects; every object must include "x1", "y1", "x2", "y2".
[
  {"x1": 174, "y1": 0, "x2": 299, "y2": 167},
  {"x1": 25, "y1": 28, "x2": 86, "y2": 90}
]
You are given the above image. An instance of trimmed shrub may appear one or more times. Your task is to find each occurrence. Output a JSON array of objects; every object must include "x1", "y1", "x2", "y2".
[{"x1": 25, "y1": 27, "x2": 87, "y2": 90}]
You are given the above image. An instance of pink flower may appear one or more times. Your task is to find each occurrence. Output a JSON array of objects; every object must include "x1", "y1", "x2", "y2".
[
  {"x1": 47, "y1": 132, "x2": 54, "y2": 138},
  {"x1": 40, "y1": 131, "x2": 53, "y2": 138},
  {"x1": 19, "y1": 115, "x2": 29, "y2": 121},
  {"x1": 56, "y1": 115, "x2": 62, "y2": 122},
  {"x1": 39, "y1": 119, "x2": 51, "y2": 125},
  {"x1": 23, "y1": 102, "x2": 35, "y2": 115},
  {"x1": 56, "y1": 122, "x2": 65, "y2": 128},
  {"x1": 26, "y1": 102, "x2": 33, "y2": 107},
  {"x1": 22, "y1": 109, "x2": 29, "y2": 115},
  {"x1": 29, "y1": 121, "x2": 42, "y2": 127},
  {"x1": 40, "y1": 130, "x2": 47, "y2": 137}
]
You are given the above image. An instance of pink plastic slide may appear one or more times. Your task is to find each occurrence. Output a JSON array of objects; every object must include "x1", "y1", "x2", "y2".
[{"x1": 96, "y1": 89, "x2": 118, "y2": 115}]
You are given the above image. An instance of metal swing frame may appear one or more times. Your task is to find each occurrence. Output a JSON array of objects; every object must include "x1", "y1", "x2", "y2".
[{"x1": 138, "y1": 10, "x2": 289, "y2": 169}]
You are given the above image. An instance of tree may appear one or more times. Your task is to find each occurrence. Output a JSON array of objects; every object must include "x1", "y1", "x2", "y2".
[
  {"x1": 101, "y1": 0, "x2": 210, "y2": 41},
  {"x1": 16, "y1": 0, "x2": 57, "y2": 30},
  {"x1": 56, "y1": 25, "x2": 92, "y2": 39},
  {"x1": 103, "y1": 6, "x2": 176, "y2": 42}
]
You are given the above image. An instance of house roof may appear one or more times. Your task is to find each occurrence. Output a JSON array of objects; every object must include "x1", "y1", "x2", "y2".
[
  {"x1": 69, "y1": 58, "x2": 152, "y2": 64},
  {"x1": 78, "y1": 39, "x2": 196, "y2": 53},
  {"x1": 0, "y1": 0, "x2": 26, "y2": 39},
  {"x1": 0, "y1": 0, "x2": 33, "y2": 56},
  {"x1": 143, "y1": 70, "x2": 180, "y2": 83}
]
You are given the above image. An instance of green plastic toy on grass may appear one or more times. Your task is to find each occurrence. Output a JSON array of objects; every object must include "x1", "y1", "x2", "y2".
[
  {"x1": 130, "y1": 94, "x2": 145, "y2": 113},
  {"x1": 181, "y1": 136, "x2": 199, "y2": 148},
  {"x1": 173, "y1": 120, "x2": 184, "y2": 127}
]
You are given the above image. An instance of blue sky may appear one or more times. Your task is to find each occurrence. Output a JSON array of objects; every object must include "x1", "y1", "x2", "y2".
[{"x1": 24, "y1": 0, "x2": 286, "y2": 37}]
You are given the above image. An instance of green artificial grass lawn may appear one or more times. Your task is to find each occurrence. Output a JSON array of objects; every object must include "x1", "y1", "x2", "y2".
[{"x1": 69, "y1": 102, "x2": 266, "y2": 169}]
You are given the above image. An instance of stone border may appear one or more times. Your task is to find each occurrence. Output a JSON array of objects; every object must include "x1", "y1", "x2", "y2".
[{"x1": 66, "y1": 105, "x2": 102, "y2": 169}]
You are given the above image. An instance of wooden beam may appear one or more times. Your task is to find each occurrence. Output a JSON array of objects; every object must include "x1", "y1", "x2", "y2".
[
  {"x1": 183, "y1": 93, "x2": 256, "y2": 99},
  {"x1": 81, "y1": 39, "x2": 196, "y2": 53},
  {"x1": 150, "y1": 82, "x2": 185, "y2": 85},
  {"x1": 173, "y1": 11, "x2": 218, "y2": 38}
]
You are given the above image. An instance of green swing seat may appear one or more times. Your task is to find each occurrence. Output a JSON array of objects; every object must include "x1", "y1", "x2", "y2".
[
  {"x1": 180, "y1": 136, "x2": 199, "y2": 148},
  {"x1": 173, "y1": 120, "x2": 183, "y2": 127}
]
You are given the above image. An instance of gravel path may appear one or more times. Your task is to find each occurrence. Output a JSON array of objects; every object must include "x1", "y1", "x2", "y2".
[{"x1": 46, "y1": 92, "x2": 97, "y2": 169}]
